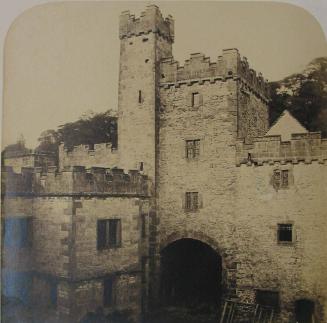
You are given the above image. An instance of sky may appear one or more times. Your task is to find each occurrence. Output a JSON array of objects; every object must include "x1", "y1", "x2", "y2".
[{"x1": 1, "y1": 1, "x2": 327, "y2": 148}]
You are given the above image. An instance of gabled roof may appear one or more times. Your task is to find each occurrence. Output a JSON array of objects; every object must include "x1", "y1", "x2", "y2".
[{"x1": 265, "y1": 110, "x2": 308, "y2": 141}]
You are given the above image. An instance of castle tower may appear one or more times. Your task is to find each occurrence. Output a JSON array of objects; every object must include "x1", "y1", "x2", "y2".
[{"x1": 117, "y1": 5, "x2": 174, "y2": 179}]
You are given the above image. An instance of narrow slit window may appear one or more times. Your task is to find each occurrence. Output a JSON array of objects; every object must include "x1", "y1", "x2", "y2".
[
  {"x1": 138, "y1": 90, "x2": 142, "y2": 103},
  {"x1": 192, "y1": 92, "x2": 200, "y2": 107}
]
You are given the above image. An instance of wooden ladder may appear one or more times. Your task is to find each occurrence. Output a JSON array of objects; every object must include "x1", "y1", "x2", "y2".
[
  {"x1": 252, "y1": 304, "x2": 275, "y2": 323},
  {"x1": 219, "y1": 300, "x2": 236, "y2": 323}
]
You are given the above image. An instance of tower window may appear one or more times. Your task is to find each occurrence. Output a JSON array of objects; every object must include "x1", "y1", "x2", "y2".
[
  {"x1": 97, "y1": 219, "x2": 122, "y2": 250},
  {"x1": 142, "y1": 37, "x2": 149, "y2": 42},
  {"x1": 277, "y1": 224, "x2": 293, "y2": 243},
  {"x1": 138, "y1": 90, "x2": 142, "y2": 103},
  {"x1": 192, "y1": 92, "x2": 200, "y2": 107},
  {"x1": 186, "y1": 139, "x2": 200, "y2": 159},
  {"x1": 185, "y1": 192, "x2": 199, "y2": 211}
]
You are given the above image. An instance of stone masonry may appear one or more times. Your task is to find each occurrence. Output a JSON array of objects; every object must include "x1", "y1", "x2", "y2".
[{"x1": 1, "y1": 5, "x2": 327, "y2": 323}]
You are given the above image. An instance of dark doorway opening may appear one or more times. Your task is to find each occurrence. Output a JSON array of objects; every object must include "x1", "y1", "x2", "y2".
[
  {"x1": 156, "y1": 238, "x2": 222, "y2": 323},
  {"x1": 295, "y1": 299, "x2": 315, "y2": 323}
]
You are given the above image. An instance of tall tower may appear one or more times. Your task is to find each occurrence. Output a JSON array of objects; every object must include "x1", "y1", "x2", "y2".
[{"x1": 117, "y1": 5, "x2": 174, "y2": 179}]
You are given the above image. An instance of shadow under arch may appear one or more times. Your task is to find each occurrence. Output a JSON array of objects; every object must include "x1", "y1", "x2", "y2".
[{"x1": 159, "y1": 232, "x2": 227, "y2": 312}]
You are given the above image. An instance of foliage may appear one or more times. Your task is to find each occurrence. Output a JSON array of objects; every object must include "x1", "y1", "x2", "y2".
[
  {"x1": 2, "y1": 134, "x2": 30, "y2": 155},
  {"x1": 269, "y1": 57, "x2": 327, "y2": 137},
  {"x1": 35, "y1": 110, "x2": 118, "y2": 152}
]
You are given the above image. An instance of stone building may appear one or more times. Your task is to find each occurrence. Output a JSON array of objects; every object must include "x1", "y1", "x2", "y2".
[{"x1": 2, "y1": 5, "x2": 327, "y2": 323}]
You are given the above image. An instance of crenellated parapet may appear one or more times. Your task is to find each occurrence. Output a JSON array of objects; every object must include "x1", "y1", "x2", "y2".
[
  {"x1": 2, "y1": 166, "x2": 150, "y2": 197},
  {"x1": 59, "y1": 142, "x2": 119, "y2": 170},
  {"x1": 160, "y1": 49, "x2": 270, "y2": 101},
  {"x1": 236, "y1": 132, "x2": 327, "y2": 166},
  {"x1": 119, "y1": 5, "x2": 174, "y2": 42}
]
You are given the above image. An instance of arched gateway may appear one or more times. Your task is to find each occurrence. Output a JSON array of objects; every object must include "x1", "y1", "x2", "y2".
[{"x1": 159, "y1": 236, "x2": 226, "y2": 321}]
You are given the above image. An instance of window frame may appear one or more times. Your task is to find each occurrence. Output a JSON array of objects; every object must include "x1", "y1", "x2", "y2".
[
  {"x1": 277, "y1": 223, "x2": 294, "y2": 245},
  {"x1": 185, "y1": 139, "x2": 200, "y2": 159},
  {"x1": 191, "y1": 92, "x2": 200, "y2": 107},
  {"x1": 273, "y1": 168, "x2": 290, "y2": 190},
  {"x1": 97, "y1": 219, "x2": 122, "y2": 250},
  {"x1": 185, "y1": 192, "x2": 199, "y2": 212}
]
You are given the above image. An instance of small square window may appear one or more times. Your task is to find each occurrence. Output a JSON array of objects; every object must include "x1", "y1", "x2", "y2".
[
  {"x1": 186, "y1": 140, "x2": 200, "y2": 159},
  {"x1": 97, "y1": 219, "x2": 122, "y2": 250},
  {"x1": 185, "y1": 192, "x2": 199, "y2": 211},
  {"x1": 277, "y1": 224, "x2": 293, "y2": 243}
]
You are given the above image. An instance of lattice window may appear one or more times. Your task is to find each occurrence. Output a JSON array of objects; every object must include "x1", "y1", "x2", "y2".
[
  {"x1": 185, "y1": 192, "x2": 199, "y2": 211},
  {"x1": 277, "y1": 224, "x2": 293, "y2": 243},
  {"x1": 186, "y1": 140, "x2": 200, "y2": 159},
  {"x1": 273, "y1": 169, "x2": 290, "y2": 189},
  {"x1": 97, "y1": 219, "x2": 122, "y2": 250}
]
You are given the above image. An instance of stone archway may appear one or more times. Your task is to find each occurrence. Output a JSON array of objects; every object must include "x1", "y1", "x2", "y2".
[{"x1": 160, "y1": 238, "x2": 223, "y2": 307}]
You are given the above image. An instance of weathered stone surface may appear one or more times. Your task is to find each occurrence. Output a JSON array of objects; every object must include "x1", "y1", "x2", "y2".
[{"x1": 1, "y1": 5, "x2": 326, "y2": 323}]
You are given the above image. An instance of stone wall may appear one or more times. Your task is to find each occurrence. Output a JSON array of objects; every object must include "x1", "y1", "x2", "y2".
[
  {"x1": 160, "y1": 49, "x2": 270, "y2": 102},
  {"x1": 72, "y1": 196, "x2": 150, "y2": 279},
  {"x1": 118, "y1": 5, "x2": 173, "y2": 179},
  {"x1": 234, "y1": 162, "x2": 327, "y2": 322},
  {"x1": 238, "y1": 85, "x2": 269, "y2": 141},
  {"x1": 158, "y1": 72, "x2": 327, "y2": 321},
  {"x1": 158, "y1": 78, "x2": 240, "y2": 300},
  {"x1": 3, "y1": 152, "x2": 56, "y2": 173},
  {"x1": 236, "y1": 132, "x2": 327, "y2": 165},
  {"x1": 1, "y1": 165, "x2": 151, "y2": 322},
  {"x1": 58, "y1": 143, "x2": 119, "y2": 170},
  {"x1": 119, "y1": 5, "x2": 174, "y2": 42},
  {"x1": 2, "y1": 166, "x2": 150, "y2": 197}
]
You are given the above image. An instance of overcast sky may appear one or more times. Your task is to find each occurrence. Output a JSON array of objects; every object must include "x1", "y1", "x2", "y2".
[{"x1": 2, "y1": 1, "x2": 327, "y2": 148}]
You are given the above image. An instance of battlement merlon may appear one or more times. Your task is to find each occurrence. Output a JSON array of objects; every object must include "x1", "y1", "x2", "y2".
[
  {"x1": 2, "y1": 166, "x2": 151, "y2": 197},
  {"x1": 58, "y1": 142, "x2": 119, "y2": 170},
  {"x1": 236, "y1": 132, "x2": 327, "y2": 166},
  {"x1": 119, "y1": 5, "x2": 174, "y2": 42},
  {"x1": 160, "y1": 49, "x2": 270, "y2": 101}
]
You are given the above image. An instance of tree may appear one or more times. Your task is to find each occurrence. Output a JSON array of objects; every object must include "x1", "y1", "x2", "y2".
[
  {"x1": 2, "y1": 134, "x2": 30, "y2": 155},
  {"x1": 35, "y1": 110, "x2": 118, "y2": 154}
]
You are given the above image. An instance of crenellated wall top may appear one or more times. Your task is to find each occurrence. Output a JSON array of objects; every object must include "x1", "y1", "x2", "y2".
[
  {"x1": 2, "y1": 166, "x2": 150, "y2": 197},
  {"x1": 236, "y1": 132, "x2": 327, "y2": 166},
  {"x1": 119, "y1": 5, "x2": 174, "y2": 42},
  {"x1": 160, "y1": 49, "x2": 270, "y2": 101}
]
